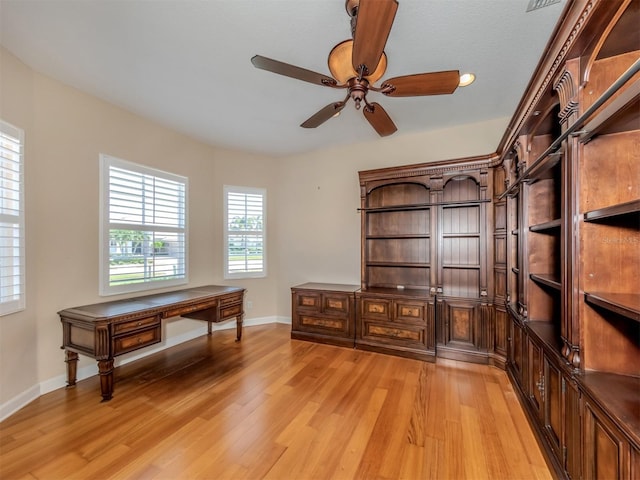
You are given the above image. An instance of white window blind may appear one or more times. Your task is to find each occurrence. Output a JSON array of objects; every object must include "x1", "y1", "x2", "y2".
[
  {"x1": 0, "y1": 120, "x2": 25, "y2": 315},
  {"x1": 224, "y1": 186, "x2": 266, "y2": 279},
  {"x1": 100, "y1": 155, "x2": 188, "y2": 295}
]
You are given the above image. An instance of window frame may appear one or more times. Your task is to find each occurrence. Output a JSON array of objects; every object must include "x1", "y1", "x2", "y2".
[
  {"x1": 0, "y1": 120, "x2": 26, "y2": 316},
  {"x1": 223, "y1": 185, "x2": 267, "y2": 279},
  {"x1": 99, "y1": 154, "x2": 188, "y2": 296}
]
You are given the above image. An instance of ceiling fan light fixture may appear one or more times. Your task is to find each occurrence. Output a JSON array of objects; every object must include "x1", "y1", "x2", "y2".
[
  {"x1": 328, "y1": 39, "x2": 387, "y2": 84},
  {"x1": 459, "y1": 72, "x2": 476, "y2": 87}
]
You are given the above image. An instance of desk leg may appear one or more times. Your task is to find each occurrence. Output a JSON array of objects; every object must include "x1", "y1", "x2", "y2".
[
  {"x1": 236, "y1": 315, "x2": 243, "y2": 342},
  {"x1": 98, "y1": 359, "x2": 114, "y2": 402},
  {"x1": 65, "y1": 350, "x2": 78, "y2": 387}
]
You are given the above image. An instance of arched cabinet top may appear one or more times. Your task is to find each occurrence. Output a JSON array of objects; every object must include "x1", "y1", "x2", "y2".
[
  {"x1": 365, "y1": 181, "x2": 430, "y2": 208},
  {"x1": 442, "y1": 175, "x2": 481, "y2": 202}
]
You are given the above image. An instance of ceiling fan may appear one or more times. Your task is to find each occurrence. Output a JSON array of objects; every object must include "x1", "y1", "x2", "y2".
[{"x1": 251, "y1": 0, "x2": 463, "y2": 137}]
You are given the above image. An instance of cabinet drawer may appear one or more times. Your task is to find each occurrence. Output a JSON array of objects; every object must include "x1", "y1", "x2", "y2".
[
  {"x1": 322, "y1": 293, "x2": 351, "y2": 315},
  {"x1": 113, "y1": 315, "x2": 160, "y2": 335},
  {"x1": 295, "y1": 292, "x2": 321, "y2": 311},
  {"x1": 113, "y1": 327, "x2": 161, "y2": 355},
  {"x1": 298, "y1": 314, "x2": 349, "y2": 334},
  {"x1": 395, "y1": 301, "x2": 427, "y2": 325},
  {"x1": 361, "y1": 320, "x2": 426, "y2": 348},
  {"x1": 360, "y1": 298, "x2": 392, "y2": 320},
  {"x1": 220, "y1": 303, "x2": 242, "y2": 320}
]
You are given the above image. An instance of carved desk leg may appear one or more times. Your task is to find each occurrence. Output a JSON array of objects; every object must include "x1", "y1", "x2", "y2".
[
  {"x1": 98, "y1": 359, "x2": 114, "y2": 402},
  {"x1": 236, "y1": 314, "x2": 244, "y2": 342},
  {"x1": 65, "y1": 350, "x2": 78, "y2": 387}
]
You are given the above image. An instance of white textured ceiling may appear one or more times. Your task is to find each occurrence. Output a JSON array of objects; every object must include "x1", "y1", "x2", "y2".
[{"x1": 0, "y1": 0, "x2": 566, "y2": 157}]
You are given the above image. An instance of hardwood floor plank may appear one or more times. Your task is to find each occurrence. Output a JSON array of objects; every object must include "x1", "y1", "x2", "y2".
[{"x1": 0, "y1": 324, "x2": 551, "y2": 479}]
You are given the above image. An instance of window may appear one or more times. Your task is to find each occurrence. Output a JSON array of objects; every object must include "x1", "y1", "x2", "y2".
[
  {"x1": 100, "y1": 154, "x2": 187, "y2": 295},
  {"x1": 224, "y1": 186, "x2": 266, "y2": 279},
  {"x1": 0, "y1": 120, "x2": 25, "y2": 315}
]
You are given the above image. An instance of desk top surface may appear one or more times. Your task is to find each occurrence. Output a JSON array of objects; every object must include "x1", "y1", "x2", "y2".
[{"x1": 58, "y1": 285, "x2": 244, "y2": 320}]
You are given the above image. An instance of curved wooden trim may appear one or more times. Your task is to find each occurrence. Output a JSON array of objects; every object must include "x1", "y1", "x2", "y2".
[{"x1": 582, "y1": 0, "x2": 633, "y2": 84}]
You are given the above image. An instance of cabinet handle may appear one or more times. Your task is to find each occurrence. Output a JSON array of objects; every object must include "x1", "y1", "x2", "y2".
[{"x1": 536, "y1": 376, "x2": 545, "y2": 396}]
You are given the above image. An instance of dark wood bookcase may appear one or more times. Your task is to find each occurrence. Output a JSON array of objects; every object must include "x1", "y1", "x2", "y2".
[
  {"x1": 499, "y1": 1, "x2": 639, "y2": 478},
  {"x1": 357, "y1": 159, "x2": 500, "y2": 365}
]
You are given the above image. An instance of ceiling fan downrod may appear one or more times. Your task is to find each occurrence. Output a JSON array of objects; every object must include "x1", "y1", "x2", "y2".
[{"x1": 345, "y1": 0, "x2": 360, "y2": 37}]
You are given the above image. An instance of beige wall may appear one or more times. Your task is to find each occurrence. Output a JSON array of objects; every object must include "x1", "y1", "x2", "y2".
[
  {"x1": 0, "y1": 46, "x2": 508, "y2": 416},
  {"x1": 0, "y1": 48, "x2": 280, "y2": 412},
  {"x1": 274, "y1": 118, "x2": 507, "y2": 317}
]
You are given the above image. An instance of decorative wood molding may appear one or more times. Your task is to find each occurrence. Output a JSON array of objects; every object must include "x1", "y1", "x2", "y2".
[
  {"x1": 497, "y1": 0, "x2": 597, "y2": 159},
  {"x1": 553, "y1": 63, "x2": 580, "y2": 125}
]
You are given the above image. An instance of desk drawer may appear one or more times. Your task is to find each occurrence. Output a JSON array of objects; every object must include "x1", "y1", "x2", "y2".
[
  {"x1": 113, "y1": 315, "x2": 160, "y2": 335},
  {"x1": 164, "y1": 300, "x2": 216, "y2": 319},
  {"x1": 113, "y1": 327, "x2": 161, "y2": 355},
  {"x1": 220, "y1": 303, "x2": 243, "y2": 321},
  {"x1": 220, "y1": 293, "x2": 243, "y2": 306}
]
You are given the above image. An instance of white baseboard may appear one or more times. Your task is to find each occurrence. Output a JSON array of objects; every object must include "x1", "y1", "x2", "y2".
[
  {"x1": 1, "y1": 316, "x2": 290, "y2": 422},
  {"x1": 0, "y1": 384, "x2": 40, "y2": 423}
]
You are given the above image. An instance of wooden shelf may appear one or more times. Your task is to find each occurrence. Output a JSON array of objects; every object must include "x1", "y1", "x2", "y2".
[
  {"x1": 526, "y1": 321, "x2": 563, "y2": 355},
  {"x1": 443, "y1": 264, "x2": 481, "y2": 270},
  {"x1": 579, "y1": 371, "x2": 640, "y2": 447},
  {"x1": 583, "y1": 199, "x2": 640, "y2": 222},
  {"x1": 358, "y1": 286, "x2": 432, "y2": 298},
  {"x1": 584, "y1": 292, "x2": 640, "y2": 322},
  {"x1": 366, "y1": 234, "x2": 430, "y2": 239},
  {"x1": 366, "y1": 262, "x2": 430, "y2": 268},
  {"x1": 524, "y1": 152, "x2": 563, "y2": 182},
  {"x1": 529, "y1": 218, "x2": 561, "y2": 233},
  {"x1": 579, "y1": 76, "x2": 640, "y2": 143},
  {"x1": 361, "y1": 198, "x2": 490, "y2": 213},
  {"x1": 530, "y1": 273, "x2": 561, "y2": 290},
  {"x1": 442, "y1": 232, "x2": 480, "y2": 238}
]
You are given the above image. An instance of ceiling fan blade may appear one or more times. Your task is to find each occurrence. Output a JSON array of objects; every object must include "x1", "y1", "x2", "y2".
[
  {"x1": 363, "y1": 102, "x2": 397, "y2": 137},
  {"x1": 300, "y1": 102, "x2": 346, "y2": 128},
  {"x1": 382, "y1": 70, "x2": 460, "y2": 97},
  {"x1": 251, "y1": 55, "x2": 337, "y2": 87},
  {"x1": 352, "y1": 0, "x2": 398, "y2": 76}
]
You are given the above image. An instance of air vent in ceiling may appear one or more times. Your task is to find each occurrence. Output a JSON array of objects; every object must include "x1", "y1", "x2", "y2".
[{"x1": 526, "y1": 0, "x2": 561, "y2": 12}]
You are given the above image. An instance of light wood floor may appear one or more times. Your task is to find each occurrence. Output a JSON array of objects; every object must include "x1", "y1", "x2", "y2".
[{"x1": 0, "y1": 323, "x2": 551, "y2": 480}]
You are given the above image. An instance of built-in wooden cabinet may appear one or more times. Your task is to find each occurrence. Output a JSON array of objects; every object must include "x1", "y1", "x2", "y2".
[
  {"x1": 291, "y1": 283, "x2": 360, "y2": 348},
  {"x1": 501, "y1": 1, "x2": 639, "y2": 478},
  {"x1": 356, "y1": 288, "x2": 435, "y2": 361},
  {"x1": 357, "y1": 160, "x2": 502, "y2": 365}
]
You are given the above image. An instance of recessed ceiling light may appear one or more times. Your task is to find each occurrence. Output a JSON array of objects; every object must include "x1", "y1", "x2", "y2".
[{"x1": 459, "y1": 73, "x2": 476, "y2": 87}]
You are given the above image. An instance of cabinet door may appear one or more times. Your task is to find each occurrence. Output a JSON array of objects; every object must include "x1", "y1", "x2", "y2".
[
  {"x1": 527, "y1": 337, "x2": 543, "y2": 419},
  {"x1": 582, "y1": 398, "x2": 634, "y2": 480},
  {"x1": 543, "y1": 357, "x2": 562, "y2": 459},
  {"x1": 439, "y1": 298, "x2": 480, "y2": 350},
  {"x1": 509, "y1": 317, "x2": 525, "y2": 387}
]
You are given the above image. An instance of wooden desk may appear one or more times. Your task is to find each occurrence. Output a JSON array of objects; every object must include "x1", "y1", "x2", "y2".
[{"x1": 58, "y1": 285, "x2": 245, "y2": 401}]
